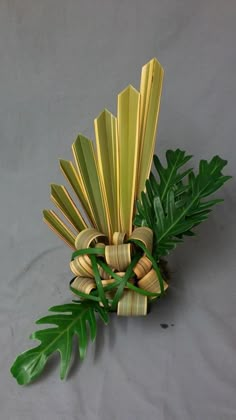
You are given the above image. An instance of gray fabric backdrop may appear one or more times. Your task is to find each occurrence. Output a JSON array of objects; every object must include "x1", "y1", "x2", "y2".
[{"x1": 0, "y1": 1, "x2": 236, "y2": 419}]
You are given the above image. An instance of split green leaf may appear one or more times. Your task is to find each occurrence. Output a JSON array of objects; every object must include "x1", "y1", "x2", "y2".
[
  {"x1": 11, "y1": 301, "x2": 109, "y2": 385},
  {"x1": 134, "y1": 152, "x2": 231, "y2": 257}
]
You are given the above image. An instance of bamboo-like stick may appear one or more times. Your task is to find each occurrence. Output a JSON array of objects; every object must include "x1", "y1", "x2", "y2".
[{"x1": 117, "y1": 290, "x2": 147, "y2": 316}]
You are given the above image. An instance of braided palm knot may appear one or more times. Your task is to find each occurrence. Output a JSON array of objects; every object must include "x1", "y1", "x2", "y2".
[{"x1": 70, "y1": 227, "x2": 168, "y2": 316}]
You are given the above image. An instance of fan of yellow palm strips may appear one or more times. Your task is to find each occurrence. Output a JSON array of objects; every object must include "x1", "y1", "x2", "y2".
[{"x1": 43, "y1": 58, "x2": 168, "y2": 316}]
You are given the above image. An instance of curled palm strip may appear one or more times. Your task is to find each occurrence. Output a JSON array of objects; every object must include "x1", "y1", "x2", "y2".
[{"x1": 70, "y1": 227, "x2": 167, "y2": 310}]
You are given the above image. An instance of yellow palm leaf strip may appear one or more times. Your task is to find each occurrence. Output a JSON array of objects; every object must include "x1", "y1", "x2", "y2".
[
  {"x1": 70, "y1": 254, "x2": 94, "y2": 278},
  {"x1": 71, "y1": 277, "x2": 96, "y2": 295},
  {"x1": 138, "y1": 268, "x2": 168, "y2": 299},
  {"x1": 105, "y1": 243, "x2": 132, "y2": 271},
  {"x1": 133, "y1": 255, "x2": 152, "y2": 279},
  {"x1": 112, "y1": 232, "x2": 126, "y2": 245},
  {"x1": 72, "y1": 134, "x2": 110, "y2": 238},
  {"x1": 71, "y1": 255, "x2": 110, "y2": 279},
  {"x1": 117, "y1": 85, "x2": 140, "y2": 235},
  {"x1": 94, "y1": 110, "x2": 120, "y2": 232},
  {"x1": 137, "y1": 58, "x2": 164, "y2": 197},
  {"x1": 95, "y1": 242, "x2": 106, "y2": 257},
  {"x1": 59, "y1": 159, "x2": 94, "y2": 226},
  {"x1": 117, "y1": 290, "x2": 147, "y2": 316},
  {"x1": 75, "y1": 228, "x2": 107, "y2": 250},
  {"x1": 101, "y1": 279, "x2": 116, "y2": 287},
  {"x1": 129, "y1": 227, "x2": 153, "y2": 253},
  {"x1": 51, "y1": 184, "x2": 87, "y2": 232},
  {"x1": 43, "y1": 209, "x2": 76, "y2": 249}
]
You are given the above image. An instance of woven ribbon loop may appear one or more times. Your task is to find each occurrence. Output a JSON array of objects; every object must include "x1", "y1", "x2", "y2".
[{"x1": 70, "y1": 228, "x2": 168, "y2": 316}]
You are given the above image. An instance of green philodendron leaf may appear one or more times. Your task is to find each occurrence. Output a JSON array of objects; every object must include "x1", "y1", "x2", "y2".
[
  {"x1": 153, "y1": 149, "x2": 193, "y2": 201},
  {"x1": 134, "y1": 152, "x2": 231, "y2": 257},
  {"x1": 10, "y1": 301, "x2": 109, "y2": 385}
]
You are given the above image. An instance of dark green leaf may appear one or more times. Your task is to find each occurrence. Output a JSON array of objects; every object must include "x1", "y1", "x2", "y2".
[
  {"x1": 134, "y1": 151, "x2": 231, "y2": 257},
  {"x1": 153, "y1": 149, "x2": 193, "y2": 201},
  {"x1": 10, "y1": 301, "x2": 109, "y2": 385}
]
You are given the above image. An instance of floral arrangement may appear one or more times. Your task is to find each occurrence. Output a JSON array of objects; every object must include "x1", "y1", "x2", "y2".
[{"x1": 10, "y1": 58, "x2": 231, "y2": 385}]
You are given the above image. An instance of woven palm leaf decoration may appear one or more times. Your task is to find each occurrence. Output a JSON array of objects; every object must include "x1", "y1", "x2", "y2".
[{"x1": 11, "y1": 58, "x2": 231, "y2": 385}]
